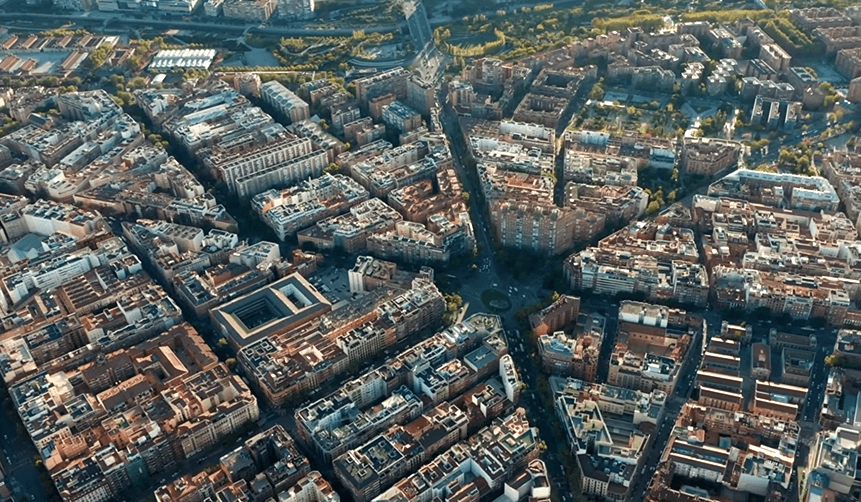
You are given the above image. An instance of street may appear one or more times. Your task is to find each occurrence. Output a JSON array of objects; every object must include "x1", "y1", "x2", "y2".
[
  {"x1": 435, "y1": 80, "x2": 585, "y2": 499},
  {"x1": 0, "y1": 404, "x2": 50, "y2": 502}
]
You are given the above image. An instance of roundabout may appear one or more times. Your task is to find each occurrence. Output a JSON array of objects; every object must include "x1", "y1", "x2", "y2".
[{"x1": 481, "y1": 289, "x2": 512, "y2": 312}]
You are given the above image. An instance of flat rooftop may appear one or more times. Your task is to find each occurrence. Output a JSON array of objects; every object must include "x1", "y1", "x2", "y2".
[{"x1": 211, "y1": 273, "x2": 331, "y2": 348}]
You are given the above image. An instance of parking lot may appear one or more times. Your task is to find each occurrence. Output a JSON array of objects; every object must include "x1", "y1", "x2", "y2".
[{"x1": 309, "y1": 266, "x2": 356, "y2": 306}]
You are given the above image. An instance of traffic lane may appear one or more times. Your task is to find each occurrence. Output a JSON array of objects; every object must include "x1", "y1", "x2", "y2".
[
  {"x1": 0, "y1": 11, "x2": 398, "y2": 36},
  {"x1": 0, "y1": 408, "x2": 50, "y2": 502}
]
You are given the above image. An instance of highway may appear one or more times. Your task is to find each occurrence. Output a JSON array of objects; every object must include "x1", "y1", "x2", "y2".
[
  {"x1": 0, "y1": 0, "x2": 586, "y2": 39},
  {"x1": 0, "y1": 11, "x2": 398, "y2": 36}
]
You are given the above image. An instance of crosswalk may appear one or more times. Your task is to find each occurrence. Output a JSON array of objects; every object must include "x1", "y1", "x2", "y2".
[
  {"x1": 3, "y1": 449, "x2": 34, "y2": 473},
  {"x1": 9, "y1": 457, "x2": 31, "y2": 472}
]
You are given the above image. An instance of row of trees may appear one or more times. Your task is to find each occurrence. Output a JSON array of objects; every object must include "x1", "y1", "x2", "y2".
[
  {"x1": 679, "y1": 9, "x2": 772, "y2": 23},
  {"x1": 592, "y1": 13, "x2": 663, "y2": 33},
  {"x1": 760, "y1": 16, "x2": 819, "y2": 56},
  {"x1": 0, "y1": 117, "x2": 21, "y2": 138},
  {"x1": 826, "y1": 354, "x2": 861, "y2": 369},
  {"x1": 443, "y1": 30, "x2": 506, "y2": 57}
]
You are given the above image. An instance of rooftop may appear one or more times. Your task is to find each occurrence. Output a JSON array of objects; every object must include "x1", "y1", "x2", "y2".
[{"x1": 211, "y1": 273, "x2": 331, "y2": 348}]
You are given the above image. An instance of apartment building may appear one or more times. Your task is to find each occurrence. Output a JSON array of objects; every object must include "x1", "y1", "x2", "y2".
[
  {"x1": 296, "y1": 385, "x2": 422, "y2": 464},
  {"x1": 554, "y1": 377, "x2": 664, "y2": 501},
  {"x1": 479, "y1": 164, "x2": 554, "y2": 204},
  {"x1": 820, "y1": 151, "x2": 861, "y2": 225},
  {"x1": 607, "y1": 301, "x2": 698, "y2": 395},
  {"x1": 807, "y1": 428, "x2": 861, "y2": 498},
  {"x1": 349, "y1": 146, "x2": 446, "y2": 199},
  {"x1": 512, "y1": 93, "x2": 569, "y2": 129},
  {"x1": 565, "y1": 129, "x2": 676, "y2": 171},
  {"x1": 529, "y1": 295, "x2": 581, "y2": 336},
  {"x1": 708, "y1": 169, "x2": 840, "y2": 212},
  {"x1": 537, "y1": 315, "x2": 604, "y2": 381},
  {"x1": 222, "y1": 0, "x2": 276, "y2": 21},
  {"x1": 333, "y1": 403, "x2": 470, "y2": 502},
  {"x1": 563, "y1": 220, "x2": 707, "y2": 306},
  {"x1": 9, "y1": 324, "x2": 259, "y2": 502},
  {"x1": 759, "y1": 43, "x2": 792, "y2": 72},
  {"x1": 237, "y1": 279, "x2": 447, "y2": 406},
  {"x1": 373, "y1": 410, "x2": 539, "y2": 502},
  {"x1": 294, "y1": 315, "x2": 505, "y2": 463},
  {"x1": 681, "y1": 138, "x2": 741, "y2": 177},
  {"x1": 647, "y1": 404, "x2": 798, "y2": 502},
  {"x1": 354, "y1": 68, "x2": 411, "y2": 110},
  {"x1": 297, "y1": 198, "x2": 403, "y2": 254},
  {"x1": 381, "y1": 101, "x2": 422, "y2": 133},
  {"x1": 154, "y1": 426, "x2": 334, "y2": 502},
  {"x1": 491, "y1": 200, "x2": 588, "y2": 255},
  {"x1": 850, "y1": 76, "x2": 861, "y2": 103},
  {"x1": 253, "y1": 174, "x2": 370, "y2": 240},
  {"x1": 233, "y1": 72, "x2": 262, "y2": 96},
  {"x1": 260, "y1": 81, "x2": 311, "y2": 124},
  {"x1": 790, "y1": 7, "x2": 852, "y2": 31},
  {"x1": 814, "y1": 26, "x2": 861, "y2": 55},
  {"x1": 563, "y1": 151, "x2": 638, "y2": 186},
  {"x1": 278, "y1": 0, "x2": 314, "y2": 19},
  {"x1": 461, "y1": 58, "x2": 531, "y2": 93},
  {"x1": 563, "y1": 183, "x2": 649, "y2": 224},
  {"x1": 366, "y1": 221, "x2": 450, "y2": 265},
  {"x1": 207, "y1": 132, "x2": 327, "y2": 198},
  {"x1": 347, "y1": 255, "x2": 434, "y2": 294}
]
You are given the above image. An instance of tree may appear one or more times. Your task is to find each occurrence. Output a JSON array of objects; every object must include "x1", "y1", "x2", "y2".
[
  {"x1": 798, "y1": 155, "x2": 810, "y2": 173},
  {"x1": 324, "y1": 163, "x2": 342, "y2": 175},
  {"x1": 87, "y1": 43, "x2": 113, "y2": 71},
  {"x1": 443, "y1": 293, "x2": 464, "y2": 325},
  {"x1": 129, "y1": 76, "x2": 147, "y2": 89},
  {"x1": 588, "y1": 80, "x2": 605, "y2": 101},
  {"x1": 115, "y1": 91, "x2": 135, "y2": 107},
  {"x1": 217, "y1": 337, "x2": 229, "y2": 347},
  {"x1": 646, "y1": 201, "x2": 660, "y2": 215},
  {"x1": 461, "y1": 191, "x2": 470, "y2": 204}
]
